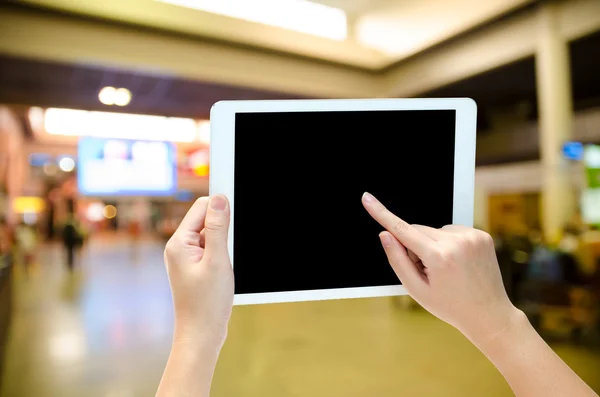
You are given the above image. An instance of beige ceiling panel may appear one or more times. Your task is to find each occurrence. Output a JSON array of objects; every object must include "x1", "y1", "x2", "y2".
[
  {"x1": 312, "y1": 0, "x2": 398, "y2": 15},
  {"x1": 356, "y1": 0, "x2": 533, "y2": 59},
  {"x1": 0, "y1": 7, "x2": 383, "y2": 98},
  {"x1": 384, "y1": 8, "x2": 538, "y2": 97},
  {"x1": 384, "y1": 0, "x2": 600, "y2": 97},
  {"x1": 17, "y1": 0, "x2": 390, "y2": 69},
  {"x1": 557, "y1": 0, "x2": 600, "y2": 40}
]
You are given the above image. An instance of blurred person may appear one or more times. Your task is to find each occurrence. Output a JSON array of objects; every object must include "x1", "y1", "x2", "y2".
[
  {"x1": 523, "y1": 231, "x2": 567, "y2": 319},
  {"x1": 14, "y1": 220, "x2": 38, "y2": 273},
  {"x1": 0, "y1": 217, "x2": 13, "y2": 269},
  {"x1": 591, "y1": 257, "x2": 600, "y2": 335},
  {"x1": 503, "y1": 229, "x2": 534, "y2": 305},
  {"x1": 128, "y1": 218, "x2": 142, "y2": 261},
  {"x1": 557, "y1": 227, "x2": 586, "y2": 287},
  {"x1": 62, "y1": 211, "x2": 83, "y2": 271},
  {"x1": 156, "y1": 194, "x2": 598, "y2": 397},
  {"x1": 558, "y1": 227, "x2": 598, "y2": 343},
  {"x1": 580, "y1": 225, "x2": 600, "y2": 276},
  {"x1": 528, "y1": 233, "x2": 562, "y2": 284}
]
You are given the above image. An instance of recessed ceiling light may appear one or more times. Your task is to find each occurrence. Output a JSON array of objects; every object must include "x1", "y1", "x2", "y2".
[
  {"x1": 113, "y1": 88, "x2": 132, "y2": 106},
  {"x1": 197, "y1": 120, "x2": 210, "y2": 144},
  {"x1": 98, "y1": 86, "x2": 132, "y2": 106},
  {"x1": 99, "y1": 86, "x2": 117, "y2": 105}
]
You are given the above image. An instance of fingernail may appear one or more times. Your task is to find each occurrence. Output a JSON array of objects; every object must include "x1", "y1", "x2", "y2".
[
  {"x1": 379, "y1": 232, "x2": 393, "y2": 247},
  {"x1": 362, "y1": 192, "x2": 375, "y2": 203},
  {"x1": 210, "y1": 195, "x2": 226, "y2": 211}
]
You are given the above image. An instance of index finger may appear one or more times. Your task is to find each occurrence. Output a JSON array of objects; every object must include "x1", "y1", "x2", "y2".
[
  {"x1": 176, "y1": 197, "x2": 209, "y2": 234},
  {"x1": 361, "y1": 192, "x2": 432, "y2": 256}
]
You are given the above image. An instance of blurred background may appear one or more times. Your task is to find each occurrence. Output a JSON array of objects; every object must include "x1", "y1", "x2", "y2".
[{"x1": 0, "y1": 0, "x2": 599, "y2": 396}]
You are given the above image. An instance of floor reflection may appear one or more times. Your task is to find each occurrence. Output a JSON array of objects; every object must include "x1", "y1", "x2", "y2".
[{"x1": 2, "y1": 237, "x2": 599, "y2": 397}]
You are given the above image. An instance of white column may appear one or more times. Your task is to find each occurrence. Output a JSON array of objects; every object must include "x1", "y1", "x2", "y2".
[
  {"x1": 535, "y1": 1, "x2": 576, "y2": 243},
  {"x1": 345, "y1": 13, "x2": 357, "y2": 42}
]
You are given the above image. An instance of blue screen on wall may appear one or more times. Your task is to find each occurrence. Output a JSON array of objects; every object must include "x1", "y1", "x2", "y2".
[{"x1": 77, "y1": 137, "x2": 177, "y2": 196}]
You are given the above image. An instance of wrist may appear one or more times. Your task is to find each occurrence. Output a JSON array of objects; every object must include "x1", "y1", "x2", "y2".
[
  {"x1": 173, "y1": 321, "x2": 227, "y2": 358},
  {"x1": 466, "y1": 306, "x2": 529, "y2": 351}
]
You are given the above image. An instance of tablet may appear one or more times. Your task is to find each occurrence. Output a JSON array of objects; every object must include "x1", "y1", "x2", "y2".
[{"x1": 210, "y1": 98, "x2": 476, "y2": 305}]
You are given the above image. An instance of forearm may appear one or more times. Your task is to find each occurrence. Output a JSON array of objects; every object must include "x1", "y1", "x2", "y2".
[
  {"x1": 156, "y1": 337, "x2": 221, "y2": 397},
  {"x1": 473, "y1": 309, "x2": 597, "y2": 397}
]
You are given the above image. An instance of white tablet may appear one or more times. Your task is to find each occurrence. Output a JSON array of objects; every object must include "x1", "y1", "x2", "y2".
[{"x1": 210, "y1": 98, "x2": 476, "y2": 305}]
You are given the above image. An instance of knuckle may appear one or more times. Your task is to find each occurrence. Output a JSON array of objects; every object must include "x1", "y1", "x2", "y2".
[
  {"x1": 463, "y1": 231, "x2": 479, "y2": 247},
  {"x1": 164, "y1": 237, "x2": 177, "y2": 259},
  {"x1": 477, "y1": 231, "x2": 494, "y2": 247},
  {"x1": 205, "y1": 218, "x2": 225, "y2": 233},
  {"x1": 433, "y1": 247, "x2": 452, "y2": 265},
  {"x1": 436, "y1": 243, "x2": 463, "y2": 266}
]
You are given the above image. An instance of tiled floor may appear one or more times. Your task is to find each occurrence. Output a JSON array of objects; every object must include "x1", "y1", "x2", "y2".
[{"x1": 2, "y1": 237, "x2": 600, "y2": 397}]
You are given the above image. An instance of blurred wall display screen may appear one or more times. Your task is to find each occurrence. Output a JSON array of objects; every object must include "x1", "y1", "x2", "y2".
[
  {"x1": 78, "y1": 137, "x2": 176, "y2": 196},
  {"x1": 582, "y1": 144, "x2": 600, "y2": 224},
  {"x1": 562, "y1": 141, "x2": 584, "y2": 161}
]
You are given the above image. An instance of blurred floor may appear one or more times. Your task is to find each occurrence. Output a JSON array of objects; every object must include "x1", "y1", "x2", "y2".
[{"x1": 1, "y1": 237, "x2": 600, "y2": 397}]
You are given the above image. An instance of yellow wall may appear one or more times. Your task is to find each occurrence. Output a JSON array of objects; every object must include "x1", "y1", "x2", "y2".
[{"x1": 488, "y1": 193, "x2": 540, "y2": 235}]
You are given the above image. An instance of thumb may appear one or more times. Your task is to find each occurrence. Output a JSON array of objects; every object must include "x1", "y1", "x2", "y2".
[{"x1": 203, "y1": 195, "x2": 230, "y2": 258}]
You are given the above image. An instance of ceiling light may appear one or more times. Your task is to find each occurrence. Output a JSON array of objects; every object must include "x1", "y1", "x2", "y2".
[
  {"x1": 99, "y1": 86, "x2": 132, "y2": 106},
  {"x1": 156, "y1": 0, "x2": 347, "y2": 40},
  {"x1": 49, "y1": 332, "x2": 86, "y2": 362},
  {"x1": 113, "y1": 88, "x2": 132, "y2": 106},
  {"x1": 28, "y1": 107, "x2": 45, "y2": 133},
  {"x1": 197, "y1": 120, "x2": 210, "y2": 144},
  {"x1": 86, "y1": 202, "x2": 105, "y2": 222},
  {"x1": 99, "y1": 86, "x2": 117, "y2": 105},
  {"x1": 44, "y1": 108, "x2": 198, "y2": 143},
  {"x1": 103, "y1": 205, "x2": 118, "y2": 219}
]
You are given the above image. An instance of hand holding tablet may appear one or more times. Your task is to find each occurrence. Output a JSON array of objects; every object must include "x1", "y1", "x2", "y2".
[
  {"x1": 361, "y1": 192, "x2": 516, "y2": 346},
  {"x1": 158, "y1": 192, "x2": 598, "y2": 397},
  {"x1": 163, "y1": 196, "x2": 233, "y2": 349}
]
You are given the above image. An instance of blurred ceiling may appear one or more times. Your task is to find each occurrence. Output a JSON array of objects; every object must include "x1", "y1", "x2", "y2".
[
  {"x1": 425, "y1": 30, "x2": 600, "y2": 129},
  {"x1": 0, "y1": 55, "x2": 301, "y2": 119},
  {"x1": 1, "y1": 29, "x2": 599, "y2": 123},
  {"x1": 0, "y1": 1, "x2": 599, "y2": 126},
  {"x1": 12, "y1": 0, "x2": 535, "y2": 70},
  {"x1": 312, "y1": 0, "x2": 394, "y2": 15},
  {"x1": 2, "y1": 29, "x2": 599, "y2": 132}
]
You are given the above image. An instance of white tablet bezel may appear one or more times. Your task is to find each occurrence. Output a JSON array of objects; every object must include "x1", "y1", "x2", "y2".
[{"x1": 210, "y1": 98, "x2": 477, "y2": 305}]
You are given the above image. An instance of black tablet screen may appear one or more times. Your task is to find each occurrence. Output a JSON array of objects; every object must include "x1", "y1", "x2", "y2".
[{"x1": 233, "y1": 110, "x2": 456, "y2": 294}]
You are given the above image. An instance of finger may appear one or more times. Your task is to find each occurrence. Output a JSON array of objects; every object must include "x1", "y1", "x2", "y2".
[
  {"x1": 176, "y1": 197, "x2": 209, "y2": 234},
  {"x1": 403, "y1": 226, "x2": 438, "y2": 263},
  {"x1": 203, "y1": 195, "x2": 230, "y2": 258},
  {"x1": 441, "y1": 224, "x2": 471, "y2": 234},
  {"x1": 379, "y1": 232, "x2": 428, "y2": 291},
  {"x1": 362, "y1": 192, "x2": 432, "y2": 256},
  {"x1": 412, "y1": 225, "x2": 441, "y2": 239}
]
